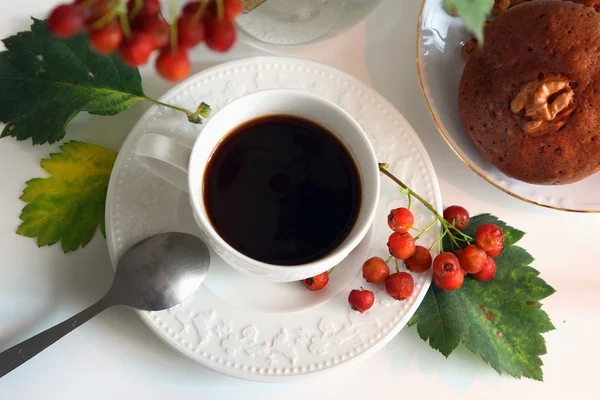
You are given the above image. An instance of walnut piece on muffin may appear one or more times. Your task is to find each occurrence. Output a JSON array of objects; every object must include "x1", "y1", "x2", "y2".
[{"x1": 458, "y1": 0, "x2": 600, "y2": 185}]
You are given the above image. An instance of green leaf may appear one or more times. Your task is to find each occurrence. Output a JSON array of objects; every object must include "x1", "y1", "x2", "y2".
[
  {"x1": 17, "y1": 141, "x2": 117, "y2": 252},
  {"x1": 0, "y1": 18, "x2": 146, "y2": 145},
  {"x1": 410, "y1": 214, "x2": 555, "y2": 381},
  {"x1": 444, "y1": 0, "x2": 493, "y2": 42}
]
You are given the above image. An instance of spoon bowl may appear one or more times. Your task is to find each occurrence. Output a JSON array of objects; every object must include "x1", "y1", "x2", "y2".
[
  {"x1": 112, "y1": 232, "x2": 210, "y2": 310},
  {"x1": 0, "y1": 232, "x2": 211, "y2": 377}
]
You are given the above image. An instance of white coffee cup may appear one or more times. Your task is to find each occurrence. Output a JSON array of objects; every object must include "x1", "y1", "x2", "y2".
[{"x1": 134, "y1": 89, "x2": 380, "y2": 283}]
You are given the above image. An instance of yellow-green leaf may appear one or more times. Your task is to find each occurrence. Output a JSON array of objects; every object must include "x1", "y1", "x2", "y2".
[{"x1": 17, "y1": 141, "x2": 117, "y2": 252}]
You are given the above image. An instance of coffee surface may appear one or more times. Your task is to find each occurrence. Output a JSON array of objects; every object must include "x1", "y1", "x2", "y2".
[{"x1": 203, "y1": 115, "x2": 361, "y2": 265}]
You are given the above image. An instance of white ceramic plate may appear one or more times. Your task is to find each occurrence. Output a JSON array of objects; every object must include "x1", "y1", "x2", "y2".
[
  {"x1": 417, "y1": 0, "x2": 600, "y2": 212},
  {"x1": 105, "y1": 56, "x2": 442, "y2": 382}
]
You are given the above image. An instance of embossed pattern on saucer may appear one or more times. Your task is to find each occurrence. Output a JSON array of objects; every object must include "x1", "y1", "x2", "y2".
[{"x1": 105, "y1": 57, "x2": 442, "y2": 381}]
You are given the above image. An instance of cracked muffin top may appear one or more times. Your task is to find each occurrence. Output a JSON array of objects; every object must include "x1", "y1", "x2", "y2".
[{"x1": 459, "y1": 0, "x2": 600, "y2": 184}]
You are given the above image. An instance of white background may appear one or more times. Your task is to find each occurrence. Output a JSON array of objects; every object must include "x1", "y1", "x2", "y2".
[{"x1": 0, "y1": 0, "x2": 598, "y2": 398}]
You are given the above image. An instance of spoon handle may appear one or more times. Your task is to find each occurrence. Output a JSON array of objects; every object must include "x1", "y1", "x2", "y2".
[{"x1": 0, "y1": 297, "x2": 113, "y2": 378}]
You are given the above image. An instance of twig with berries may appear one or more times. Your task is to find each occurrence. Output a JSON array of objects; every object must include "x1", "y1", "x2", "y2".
[
  {"x1": 301, "y1": 162, "x2": 505, "y2": 315},
  {"x1": 46, "y1": 0, "x2": 242, "y2": 82}
]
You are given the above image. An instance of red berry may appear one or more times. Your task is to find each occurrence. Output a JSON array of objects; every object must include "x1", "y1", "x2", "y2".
[
  {"x1": 155, "y1": 49, "x2": 191, "y2": 81},
  {"x1": 223, "y1": 0, "x2": 244, "y2": 20},
  {"x1": 348, "y1": 289, "x2": 375, "y2": 313},
  {"x1": 76, "y1": 0, "x2": 112, "y2": 25},
  {"x1": 405, "y1": 246, "x2": 433, "y2": 273},
  {"x1": 472, "y1": 256, "x2": 497, "y2": 281},
  {"x1": 182, "y1": 1, "x2": 208, "y2": 16},
  {"x1": 385, "y1": 272, "x2": 414, "y2": 300},
  {"x1": 433, "y1": 270, "x2": 464, "y2": 290},
  {"x1": 432, "y1": 252, "x2": 464, "y2": 290},
  {"x1": 47, "y1": 4, "x2": 85, "y2": 39},
  {"x1": 475, "y1": 223, "x2": 504, "y2": 257},
  {"x1": 177, "y1": 16, "x2": 205, "y2": 49},
  {"x1": 89, "y1": 20, "x2": 123, "y2": 54},
  {"x1": 301, "y1": 272, "x2": 329, "y2": 291},
  {"x1": 433, "y1": 252, "x2": 461, "y2": 278},
  {"x1": 119, "y1": 32, "x2": 155, "y2": 67},
  {"x1": 136, "y1": 15, "x2": 170, "y2": 48},
  {"x1": 387, "y1": 207, "x2": 414, "y2": 233},
  {"x1": 387, "y1": 232, "x2": 416, "y2": 260},
  {"x1": 205, "y1": 17, "x2": 237, "y2": 52},
  {"x1": 127, "y1": 0, "x2": 161, "y2": 18},
  {"x1": 443, "y1": 205, "x2": 470, "y2": 231},
  {"x1": 457, "y1": 244, "x2": 487, "y2": 274},
  {"x1": 362, "y1": 257, "x2": 390, "y2": 284}
]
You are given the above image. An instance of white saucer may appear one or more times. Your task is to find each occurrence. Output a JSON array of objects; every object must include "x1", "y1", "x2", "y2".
[{"x1": 105, "y1": 56, "x2": 442, "y2": 382}]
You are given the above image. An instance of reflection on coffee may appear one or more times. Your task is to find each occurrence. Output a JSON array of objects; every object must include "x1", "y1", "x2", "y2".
[{"x1": 203, "y1": 115, "x2": 361, "y2": 265}]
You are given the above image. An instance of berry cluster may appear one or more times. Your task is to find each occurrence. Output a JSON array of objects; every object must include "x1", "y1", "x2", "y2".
[
  {"x1": 301, "y1": 164, "x2": 506, "y2": 314},
  {"x1": 46, "y1": 0, "x2": 242, "y2": 81}
]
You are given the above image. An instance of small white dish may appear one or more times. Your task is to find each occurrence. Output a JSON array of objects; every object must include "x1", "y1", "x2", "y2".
[
  {"x1": 417, "y1": 0, "x2": 600, "y2": 212},
  {"x1": 105, "y1": 56, "x2": 442, "y2": 381}
]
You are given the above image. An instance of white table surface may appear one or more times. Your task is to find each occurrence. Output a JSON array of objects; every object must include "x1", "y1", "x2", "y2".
[{"x1": 1, "y1": 0, "x2": 598, "y2": 398}]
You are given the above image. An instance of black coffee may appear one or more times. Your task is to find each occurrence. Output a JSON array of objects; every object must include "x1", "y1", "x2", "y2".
[{"x1": 203, "y1": 115, "x2": 361, "y2": 265}]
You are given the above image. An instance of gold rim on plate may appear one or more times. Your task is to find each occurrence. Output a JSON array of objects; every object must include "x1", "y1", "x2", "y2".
[{"x1": 415, "y1": 0, "x2": 599, "y2": 213}]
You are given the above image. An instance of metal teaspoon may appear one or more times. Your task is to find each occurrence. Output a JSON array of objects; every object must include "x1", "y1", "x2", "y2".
[{"x1": 0, "y1": 232, "x2": 210, "y2": 378}]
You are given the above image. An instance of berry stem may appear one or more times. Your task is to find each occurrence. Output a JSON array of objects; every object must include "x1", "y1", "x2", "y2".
[
  {"x1": 429, "y1": 229, "x2": 447, "y2": 251},
  {"x1": 78, "y1": 0, "x2": 99, "y2": 7},
  {"x1": 385, "y1": 254, "x2": 393, "y2": 264},
  {"x1": 328, "y1": 267, "x2": 335, "y2": 274},
  {"x1": 129, "y1": 0, "x2": 144, "y2": 20},
  {"x1": 379, "y1": 163, "x2": 474, "y2": 247},
  {"x1": 414, "y1": 218, "x2": 437, "y2": 241},
  {"x1": 379, "y1": 163, "x2": 440, "y2": 220},
  {"x1": 407, "y1": 192, "x2": 412, "y2": 210},
  {"x1": 90, "y1": 8, "x2": 118, "y2": 29},
  {"x1": 170, "y1": 0, "x2": 178, "y2": 53},
  {"x1": 216, "y1": 0, "x2": 225, "y2": 20},
  {"x1": 143, "y1": 97, "x2": 196, "y2": 116},
  {"x1": 119, "y1": 12, "x2": 132, "y2": 39},
  {"x1": 395, "y1": 258, "x2": 400, "y2": 273},
  {"x1": 192, "y1": 0, "x2": 210, "y2": 21}
]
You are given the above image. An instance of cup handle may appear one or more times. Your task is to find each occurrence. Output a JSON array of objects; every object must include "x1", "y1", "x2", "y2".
[{"x1": 134, "y1": 133, "x2": 191, "y2": 192}]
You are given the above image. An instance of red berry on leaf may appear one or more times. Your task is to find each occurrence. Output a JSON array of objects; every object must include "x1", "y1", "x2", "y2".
[
  {"x1": 433, "y1": 252, "x2": 465, "y2": 290},
  {"x1": 348, "y1": 288, "x2": 375, "y2": 313},
  {"x1": 127, "y1": 0, "x2": 161, "y2": 18},
  {"x1": 475, "y1": 223, "x2": 504, "y2": 257},
  {"x1": 47, "y1": 4, "x2": 86, "y2": 39},
  {"x1": 301, "y1": 272, "x2": 329, "y2": 291},
  {"x1": 472, "y1": 256, "x2": 497, "y2": 281},
  {"x1": 405, "y1": 245, "x2": 433, "y2": 273},
  {"x1": 385, "y1": 272, "x2": 414, "y2": 300},
  {"x1": 443, "y1": 205, "x2": 470, "y2": 231},
  {"x1": 89, "y1": 20, "x2": 123, "y2": 54},
  {"x1": 362, "y1": 257, "x2": 390, "y2": 284},
  {"x1": 205, "y1": 17, "x2": 237, "y2": 52},
  {"x1": 223, "y1": 0, "x2": 244, "y2": 20},
  {"x1": 119, "y1": 32, "x2": 155, "y2": 67},
  {"x1": 387, "y1": 232, "x2": 416, "y2": 260},
  {"x1": 177, "y1": 16, "x2": 205, "y2": 49},
  {"x1": 457, "y1": 244, "x2": 487, "y2": 274},
  {"x1": 433, "y1": 270, "x2": 464, "y2": 290},
  {"x1": 136, "y1": 15, "x2": 170, "y2": 48},
  {"x1": 155, "y1": 49, "x2": 191, "y2": 81},
  {"x1": 387, "y1": 207, "x2": 414, "y2": 233}
]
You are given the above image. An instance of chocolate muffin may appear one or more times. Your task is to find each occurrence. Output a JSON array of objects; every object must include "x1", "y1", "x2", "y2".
[{"x1": 459, "y1": 1, "x2": 600, "y2": 184}]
